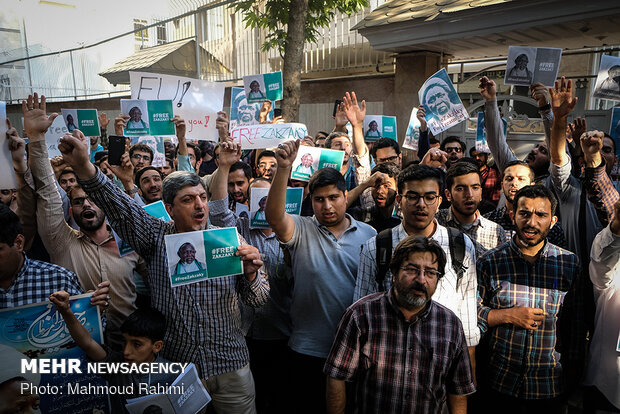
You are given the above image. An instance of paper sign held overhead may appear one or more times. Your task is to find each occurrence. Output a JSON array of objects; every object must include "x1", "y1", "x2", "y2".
[
  {"x1": 418, "y1": 68, "x2": 469, "y2": 136},
  {"x1": 593, "y1": 55, "x2": 620, "y2": 102},
  {"x1": 243, "y1": 71, "x2": 283, "y2": 104},
  {"x1": 230, "y1": 123, "x2": 308, "y2": 150},
  {"x1": 403, "y1": 107, "x2": 421, "y2": 151},
  {"x1": 291, "y1": 146, "x2": 345, "y2": 182},
  {"x1": 504, "y1": 46, "x2": 562, "y2": 87},
  {"x1": 0, "y1": 102, "x2": 18, "y2": 189},
  {"x1": 130, "y1": 71, "x2": 225, "y2": 141},
  {"x1": 61, "y1": 109, "x2": 100, "y2": 137},
  {"x1": 363, "y1": 115, "x2": 397, "y2": 142},
  {"x1": 249, "y1": 187, "x2": 303, "y2": 229},
  {"x1": 121, "y1": 99, "x2": 175, "y2": 136},
  {"x1": 230, "y1": 87, "x2": 273, "y2": 131}
]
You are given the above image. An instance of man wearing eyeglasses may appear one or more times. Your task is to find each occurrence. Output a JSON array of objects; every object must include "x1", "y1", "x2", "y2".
[
  {"x1": 355, "y1": 164, "x2": 480, "y2": 374},
  {"x1": 370, "y1": 137, "x2": 402, "y2": 168},
  {"x1": 440, "y1": 136, "x2": 466, "y2": 168},
  {"x1": 129, "y1": 142, "x2": 153, "y2": 170},
  {"x1": 326, "y1": 236, "x2": 475, "y2": 414}
]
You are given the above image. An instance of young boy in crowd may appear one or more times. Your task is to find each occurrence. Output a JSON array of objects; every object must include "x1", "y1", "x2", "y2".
[{"x1": 50, "y1": 291, "x2": 180, "y2": 413}]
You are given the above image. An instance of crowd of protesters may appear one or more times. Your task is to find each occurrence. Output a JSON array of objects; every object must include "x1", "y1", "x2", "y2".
[{"x1": 1, "y1": 74, "x2": 619, "y2": 414}]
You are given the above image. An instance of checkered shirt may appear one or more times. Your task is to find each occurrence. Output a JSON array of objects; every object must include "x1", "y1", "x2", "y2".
[
  {"x1": 584, "y1": 161, "x2": 620, "y2": 226},
  {"x1": 480, "y1": 165, "x2": 502, "y2": 205},
  {"x1": 436, "y1": 208, "x2": 507, "y2": 256},
  {"x1": 79, "y1": 169, "x2": 270, "y2": 378},
  {"x1": 477, "y1": 239, "x2": 579, "y2": 399},
  {"x1": 324, "y1": 291, "x2": 475, "y2": 413},
  {"x1": 0, "y1": 255, "x2": 83, "y2": 308},
  {"x1": 354, "y1": 222, "x2": 480, "y2": 346}
]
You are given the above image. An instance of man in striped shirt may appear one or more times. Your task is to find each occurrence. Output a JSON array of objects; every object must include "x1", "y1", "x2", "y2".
[{"x1": 477, "y1": 184, "x2": 579, "y2": 413}]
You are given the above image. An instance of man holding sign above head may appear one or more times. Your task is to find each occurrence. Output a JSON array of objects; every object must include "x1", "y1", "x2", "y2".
[
  {"x1": 266, "y1": 138, "x2": 376, "y2": 414},
  {"x1": 55, "y1": 97, "x2": 269, "y2": 413}
]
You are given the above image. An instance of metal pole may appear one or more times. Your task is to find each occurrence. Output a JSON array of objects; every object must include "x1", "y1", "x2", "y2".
[
  {"x1": 22, "y1": 18, "x2": 34, "y2": 95},
  {"x1": 195, "y1": 11, "x2": 201, "y2": 79},
  {"x1": 69, "y1": 50, "x2": 78, "y2": 100}
]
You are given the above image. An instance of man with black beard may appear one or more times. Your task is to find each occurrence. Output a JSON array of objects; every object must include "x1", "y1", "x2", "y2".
[
  {"x1": 22, "y1": 99, "x2": 147, "y2": 350},
  {"x1": 477, "y1": 185, "x2": 579, "y2": 413},
  {"x1": 347, "y1": 162, "x2": 401, "y2": 232}
]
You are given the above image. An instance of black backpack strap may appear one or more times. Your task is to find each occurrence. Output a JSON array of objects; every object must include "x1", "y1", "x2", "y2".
[
  {"x1": 446, "y1": 227, "x2": 467, "y2": 290},
  {"x1": 375, "y1": 228, "x2": 393, "y2": 292}
]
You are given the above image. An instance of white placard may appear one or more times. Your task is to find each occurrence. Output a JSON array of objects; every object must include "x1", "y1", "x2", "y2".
[
  {"x1": 230, "y1": 123, "x2": 308, "y2": 149},
  {"x1": 0, "y1": 102, "x2": 18, "y2": 189},
  {"x1": 130, "y1": 71, "x2": 225, "y2": 141}
]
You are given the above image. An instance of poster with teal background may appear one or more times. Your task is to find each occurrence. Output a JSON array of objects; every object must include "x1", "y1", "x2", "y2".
[
  {"x1": 143, "y1": 200, "x2": 171, "y2": 222},
  {"x1": 165, "y1": 228, "x2": 242, "y2": 287},
  {"x1": 363, "y1": 115, "x2": 397, "y2": 141},
  {"x1": 475, "y1": 112, "x2": 507, "y2": 153},
  {"x1": 291, "y1": 147, "x2": 345, "y2": 181},
  {"x1": 121, "y1": 99, "x2": 175, "y2": 136},
  {"x1": 243, "y1": 71, "x2": 283, "y2": 103},
  {"x1": 61, "y1": 109, "x2": 100, "y2": 137},
  {"x1": 250, "y1": 187, "x2": 303, "y2": 229},
  {"x1": 0, "y1": 294, "x2": 109, "y2": 414}
]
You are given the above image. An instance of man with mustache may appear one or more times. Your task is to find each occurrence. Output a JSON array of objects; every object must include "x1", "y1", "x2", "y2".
[
  {"x1": 135, "y1": 167, "x2": 164, "y2": 204},
  {"x1": 477, "y1": 184, "x2": 579, "y2": 413},
  {"x1": 325, "y1": 236, "x2": 475, "y2": 413},
  {"x1": 354, "y1": 164, "x2": 479, "y2": 378},
  {"x1": 436, "y1": 161, "x2": 507, "y2": 256},
  {"x1": 16, "y1": 95, "x2": 145, "y2": 351}
]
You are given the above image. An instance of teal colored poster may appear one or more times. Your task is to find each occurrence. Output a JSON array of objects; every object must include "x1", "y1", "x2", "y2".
[
  {"x1": 61, "y1": 109, "x2": 100, "y2": 137},
  {"x1": 0, "y1": 294, "x2": 109, "y2": 414},
  {"x1": 249, "y1": 187, "x2": 303, "y2": 229},
  {"x1": 165, "y1": 228, "x2": 242, "y2": 287},
  {"x1": 418, "y1": 68, "x2": 468, "y2": 135},
  {"x1": 291, "y1": 146, "x2": 345, "y2": 181},
  {"x1": 363, "y1": 115, "x2": 397, "y2": 141},
  {"x1": 121, "y1": 99, "x2": 175, "y2": 136},
  {"x1": 403, "y1": 107, "x2": 421, "y2": 150},
  {"x1": 143, "y1": 200, "x2": 171, "y2": 222},
  {"x1": 475, "y1": 112, "x2": 506, "y2": 153},
  {"x1": 243, "y1": 72, "x2": 283, "y2": 103}
]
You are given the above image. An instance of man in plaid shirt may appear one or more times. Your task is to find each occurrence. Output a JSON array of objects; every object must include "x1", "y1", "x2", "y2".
[
  {"x1": 477, "y1": 185, "x2": 579, "y2": 412},
  {"x1": 325, "y1": 236, "x2": 475, "y2": 414}
]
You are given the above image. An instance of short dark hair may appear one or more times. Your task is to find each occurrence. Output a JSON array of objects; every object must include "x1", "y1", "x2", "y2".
[
  {"x1": 446, "y1": 161, "x2": 481, "y2": 191},
  {"x1": 94, "y1": 151, "x2": 108, "y2": 164},
  {"x1": 186, "y1": 142, "x2": 202, "y2": 161},
  {"x1": 371, "y1": 162, "x2": 400, "y2": 179},
  {"x1": 0, "y1": 204, "x2": 22, "y2": 246},
  {"x1": 604, "y1": 132, "x2": 616, "y2": 154},
  {"x1": 324, "y1": 132, "x2": 350, "y2": 149},
  {"x1": 162, "y1": 171, "x2": 206, "y2": 205},
  {"x1": 257, "y1": 150, "x2": 276, "y2": 164},
  {"x1": 503, "y1": 160, "x2": 534, "y2": 181},
  {"x1": 397, "y1": 164, "x2": 444, "y2": 195},
  {"x1": 440, "y1": 136, "x2": 466, "y2": 153},
  {"x1": 308, "y1": 168, "x2": 346, "y2": 195},
  {"x1": 129, "y1": 143, "x2": 154, "y2": 160},
  {"x1": 197, "y1": 140, "x2": 214, "y2": 158},
  {"x1": 66, "y1": 184, "x2": 85, "y2": 203},
  {"x1": 370, "y1": 138, "x2": 401, "y2": 159},
  {"x1": 315, "y1": 131, "x2": 329, "y2": 139},
  {"x1": 164, "y1": 157, "x2": 174, "y2": 169},
  {"x1": 389, "y1": 236, "x2": 447, "y2": 279},
  {"x1": 230, "y1": 161, "x2": 253, "y2": 181},
  {"x1": 513, "y1": 184, "x2": 558, "y2": 216},
  {"x1": 429, "y1": 137, "x2": 440, "y2": 146},
  {"x1": 120, "y1": 308, "x2": 167, "y2": 342},
  {"x1": 134, "y1": 166, "x2": 164, "y2": 186},
  {"x1": 59, "y1": 169, "x2": 77, "y2": 179}
]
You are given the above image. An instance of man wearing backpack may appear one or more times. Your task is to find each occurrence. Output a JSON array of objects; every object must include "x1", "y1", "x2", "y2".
[{"x1": 354, "y1": 164, "x2": 479, "y2": 371}]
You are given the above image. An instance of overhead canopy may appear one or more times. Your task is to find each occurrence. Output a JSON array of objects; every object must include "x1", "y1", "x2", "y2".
[
  {"x1": 353, "y1": 0, "x2": 620, "y2": 59},
  {"x1": 99, "y1": 38, "x2": 230, "y2": 85}
]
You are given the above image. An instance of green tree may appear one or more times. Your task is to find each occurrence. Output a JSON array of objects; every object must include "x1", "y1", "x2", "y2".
[{"x1": 233, "y1": 0, "x2": 369, "y2": 122}]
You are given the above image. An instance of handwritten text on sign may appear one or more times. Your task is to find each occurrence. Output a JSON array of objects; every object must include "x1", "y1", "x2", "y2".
[
  {"x1": 130, "y1": 71, "x2": 224, "y2": 141},
  {"x1": 231, "y1": 123, "x2": 308, "y2": 149}
]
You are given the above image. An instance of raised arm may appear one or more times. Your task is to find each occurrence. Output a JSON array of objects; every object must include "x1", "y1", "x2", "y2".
[
  {"x1": 549, "y1": 77, "x2": 577, "y2": 167},
  {"x1": 581, "y1": 131, "x2": 620, "y2": 225},
  {"x1": 479, "y1": 76, "x2": 517, "y2": 172},
  {"x1": 215, "y1": 111, "x2": 231, "y2": 142},
  {"x1": 530, "y1": 82, "x2": 553, "y2": 148},
  {"x1": 98, "y1": 112, "x2": 109, "y2": 149},
  {"x1": 208, "y1": 141, "x2": 242, "y2": 228},
  {"x1": 58, "y1": 128, "x2": 164, "y2": 259},
  {"x1": 416, "y1": 106, "x2": 431, "y2": 159},
  {"x1": 173, "y1": 116, "x2": 194, "y2": 173},
  {"x1": 50, "y1": 291, "x2": 107, "y2": 361},
  {"x1": 266, "y1": 140, "x2": 300, "y2": 243},
  {"x1": 342, "y1": 92, "x2": 368, "y2": 158}
]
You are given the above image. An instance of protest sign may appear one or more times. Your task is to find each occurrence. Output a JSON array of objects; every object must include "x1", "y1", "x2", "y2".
[
  {"x1": 230, "y1": 123, "x2": 308, "y2": 150},
  {"x1": 593, "y1": 55, "x2": 620, "y2": 101},
  {"x1": 44, "y1": 115, "x2": 69, "y2": 158},
  {"x1": 130, "y1": 136, "x2": 166, "y2": 167},
  {"x1": 60, "y1": 109, "x2": 100, "y2": 137},
  {"x1": 230, "y1": 87, "x2": 272, "y2": 131},
  {"x1": 0, "y1": 294, "x2": 109, "y2": 414},
  {"x1": 249, "y1": 187, "x2": 303, "y2": 229},
  {"x1": 363, "y1": 115, "x2": 397, "y2": 141},
  {"x1": 125, "y1": 363, "x2": 211, "y2": 414},
  {"x1": 475, "y1": 112, "x2": 507, "y2": 153},
  {"x1": 418, "y1": 68, "x2": 468, "y2": 136},
  {"x1": 403, "y1": 107, "x2": 421, "y2": 151},
  {"x1": 243, "y1": 71, "x2": 283, "y2": 103},
  {"x1": 165, "y1": 228, "x2": 242, "y2": 287},
  {"x1": 504, "y1": 46, "x2": 562, "y2": 87},
  {"x1": 121, "y1": 99, "x2": 175, "y2": 136},
  {"x1": 144, "y1": 200, "x2": 172, "y2": 222},
  {"x1": 130, "y1": 72, "x2": 225, "y2": 141},
  {"x1": 291, "y1": 146, "x2": 345, "y2": 181},
  {"x1": 0, "y1": 102, "x2": 18, "y2": 189}
]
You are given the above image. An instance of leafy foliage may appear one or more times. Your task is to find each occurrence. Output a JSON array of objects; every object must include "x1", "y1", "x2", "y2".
[{"x1": 232, "y1": 0, "x2": 369, "y2": 54}]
